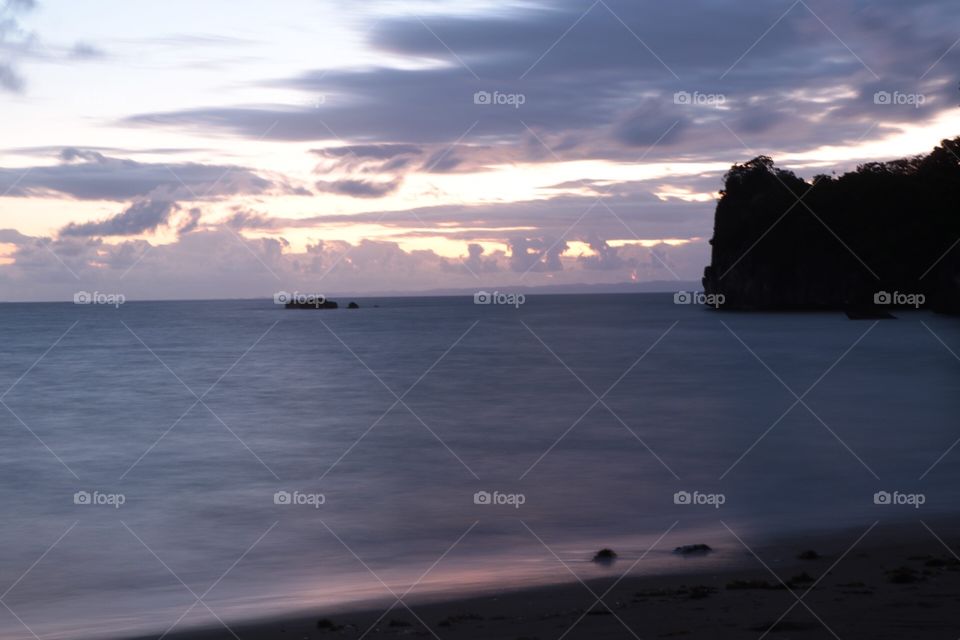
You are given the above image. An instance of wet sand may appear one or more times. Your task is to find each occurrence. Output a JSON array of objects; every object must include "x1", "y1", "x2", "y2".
[{"x1": 123, "y1": 518, "x2": 960, "y2": 640}]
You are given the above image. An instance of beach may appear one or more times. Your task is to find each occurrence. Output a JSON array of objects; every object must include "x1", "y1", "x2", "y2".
[{"x1": 127, "y1": 517, "x2": 960, "y2": 640}]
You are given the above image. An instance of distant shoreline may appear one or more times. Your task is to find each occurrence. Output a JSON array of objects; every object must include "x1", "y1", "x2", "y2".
[{"x1": 0, "y1": 282, "x2": 700, "y2": 305}]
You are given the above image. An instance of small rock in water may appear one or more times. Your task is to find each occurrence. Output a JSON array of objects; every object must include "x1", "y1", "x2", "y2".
[
  {"x1": 592, "y1": 548, "x2": 618, "y2": 564},
  {"x1": 348, "y1": 301, "x2": 360, "y2": 309},
  {"x1": 673, "y1": 544, "x2": 713, "y2": 555},
  {"x1": 797, "y1": 549, "x2": 821, "y2": 560}
]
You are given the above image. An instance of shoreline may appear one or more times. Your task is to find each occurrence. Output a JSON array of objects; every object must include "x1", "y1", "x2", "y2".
[{"x1": 117, "y1": 516, "x2": 960, "y2": 640}]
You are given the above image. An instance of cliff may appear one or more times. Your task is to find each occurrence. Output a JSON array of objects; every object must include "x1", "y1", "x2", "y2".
[{"x1": 703, "y1": 138, "x2": 960, "y2": 313}]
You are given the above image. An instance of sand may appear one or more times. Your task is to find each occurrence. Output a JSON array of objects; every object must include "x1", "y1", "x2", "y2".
[{"x1": 121, "y1": 518, "x2": 960, "y2": 640}]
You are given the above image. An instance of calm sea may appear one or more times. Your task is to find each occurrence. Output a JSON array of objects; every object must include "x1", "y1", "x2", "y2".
[{"x1": 0, "y1": 294, "x2": 957, "y2": 639}]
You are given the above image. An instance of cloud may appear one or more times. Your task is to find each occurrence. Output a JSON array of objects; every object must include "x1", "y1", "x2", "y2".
[
  {"x1": 314, "y1": 178, "x2": 402, "y2": 198},
  {"x1": 121, "y1": 0, "x2": 960, "y2": 171},
  {"x1": 59, "y1": 199, "x2": 179, "y2": 237},
  {"x1": 0, "y1": 223, "x2": 708, "y2": 301},
  {"x1": 0, "y1": 148, "x2": 296, "y2": 200},
  {"x1": 178, "y1": 207, "x2": 202, "y2": 235},
  {"x1": 221, "y1": 177, "x2": 718, "y2": 246},
  {"x1": 6, "y1": 0, "x2": 958, "y2": 298},
  {"x1": 69, "y1": 41, "x2": 104, "y2": 59},
  {"x1": 224, "y1": 208, "x2": 277, "y2": 230},
  {"x1": 0, "y1": 0, "x2": 36, "y2": 92},
  {"x1": 312, "y1": 144, "x2": 422, "y2": 160},
  {"x1": 0, "y1": 64, "x2": 23, "y2": 91}
]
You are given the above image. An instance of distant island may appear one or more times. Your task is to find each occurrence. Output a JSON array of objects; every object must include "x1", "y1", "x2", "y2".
[{"x1": 703, "y1": 137, "x2": 960, "y2": 313}]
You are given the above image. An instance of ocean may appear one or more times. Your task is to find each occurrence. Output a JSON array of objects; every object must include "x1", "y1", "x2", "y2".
[{"x1": 0, "y1": 293, "x2": 957, "y2": 639}]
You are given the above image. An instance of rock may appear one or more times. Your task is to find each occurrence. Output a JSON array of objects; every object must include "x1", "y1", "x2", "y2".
[
  {"x1": 726, "y1": 579, "x2": 782, "y2": 590},
  {"x1": 886, "y1": 566, "x2": 921, "y2": 584},
  {"x1": 673, "y1": 544, "x2": 712, "y2": 555},
  {"x1": 347, "y1": 302, "x2": 359, "y2": 309},
  {"x1": 592, "y1": 548, "x2": 617, "y2": 564},
  {"x1": 316, "y1": 618, "x2": 337, "y2": 630},
  {"x1": 686, "y1": 585, "x2": 717, "y2": 599},
  {"x1": 438, "y1": 613, "x2": 482, "y2": 628},
  {"x1": 797, "y1": 549, "x2": 821, "y2": 560},
  {"x1": 286, "y1": 300, "x2": 338, "y2": 309}
]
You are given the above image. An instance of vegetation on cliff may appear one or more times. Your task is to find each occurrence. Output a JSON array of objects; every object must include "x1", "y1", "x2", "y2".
[{"x1": 703, "y1": 138, "x2": 960, "y2": 312}]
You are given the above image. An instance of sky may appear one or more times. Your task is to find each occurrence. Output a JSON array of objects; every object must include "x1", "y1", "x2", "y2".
[{"x1": 1, "y1": 0, "x2": 958, "y2": 301}]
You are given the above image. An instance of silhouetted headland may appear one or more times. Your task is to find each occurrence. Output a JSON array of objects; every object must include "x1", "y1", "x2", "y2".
[{"x1": 703, "y1": 137, "x2": 960, "y2": 313}]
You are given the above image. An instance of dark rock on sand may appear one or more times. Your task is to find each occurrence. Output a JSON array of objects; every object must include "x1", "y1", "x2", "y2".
[
  {"x1": 686, "y1": 585, "x2": 718, "y2": 599},
  {"x1": 674, "y1": 544, "x2": 712, "y2": 555},
  {"x1": 887, "y1": 566, "x2": 921, "y2": 584},
  {"x1": 751, "y1": 620, "x2": 818, "y2": 632},
  {"x1": 726, "y1": 579, "x2": 783, "y2": 590},
  {"x1": 592, "y1": 548, "x2": 617, "y2": 564},
  {"x1": 438, "y1": 613, "x2": 483, "y2": 627},
  {"x1": 316, "y1": 618, "x2": 340, "y2": 630},
  {"x1": 925, "y1": 556, "x2": 960, "y2": 568}
]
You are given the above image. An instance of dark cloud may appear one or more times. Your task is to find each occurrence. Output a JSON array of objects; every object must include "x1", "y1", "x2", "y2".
[
  {"x1": 5, "y1": 145, "x2": 210, "y2": 157},
  {"x1": 178, "y1": 207, "x2": 202, "y2": 235},
  {"x1": 312, "y1": 144, "x2": 422, "y2": 160},
  {"x1": 461, "y1": 242, "x2": 501, "y2": 274},
  {"x1": 314, "y1": 178, "x2": 402, "y2": 198},
  {"x1": 0, "y1": 148, "x2": 293, "y2": 200},
  {"x1": 508, "y1": 235, "x2": 568, "y2": 272},
  {"x1": 578, "y1": 235, "x2": 625, "y2": 271},
  {"x1": 311, "y1": 144, "x2": 424, "y2": 186},
  {"x1": 611, "y1": 102, "x2": 686, "y2": 147},
  {"x1": 122, "y1": 0, "x2": 960, "y2": 169},
  {"x1": 59, "y1": 200, "x2": 179, "y2": 237},
  {"x1": 224, "y1": 209, "x2": 277, "y2": 230}
]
